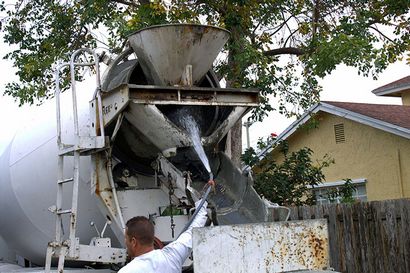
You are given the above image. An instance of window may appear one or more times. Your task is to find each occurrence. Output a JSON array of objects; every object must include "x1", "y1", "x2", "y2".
[
  {"x1": 334, "y1": 123, "x2": 345, "y2": 143},
  {"x1": 312, "y1": 178, "x2": 367, "y2": 204}
]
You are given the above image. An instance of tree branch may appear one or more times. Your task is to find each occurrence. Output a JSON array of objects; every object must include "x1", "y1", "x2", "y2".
[
  {"x1": 283, "y1": 27, "x2": 299, "y2": 48},
  {"x1": 369, "y1": 25, "x2": 395, "y2": 43},
  {"x1": 111, "y1": 0, "x2": 144, "y2": 8},
  {"x1": 264, "y1": 47, "x2": 305, "y2": 56},
  {"x1": 266, "y1": 12, "x2": 295, "y2": 38},
  {"x1": 311, "y1": 0, "x2": 320, "y2": 41}
]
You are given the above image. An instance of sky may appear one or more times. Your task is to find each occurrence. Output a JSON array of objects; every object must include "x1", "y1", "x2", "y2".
[
  {"x1": 242, "y1": 60, "x2": 408, "y2": 149},
  {"x1": 0, "y1": 33, "x2": 409, "y2": 151}
]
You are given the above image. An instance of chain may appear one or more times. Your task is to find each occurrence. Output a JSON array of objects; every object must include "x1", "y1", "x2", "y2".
[{"x1": 167, "y1": 173, "x2": 176, "y2": 238}]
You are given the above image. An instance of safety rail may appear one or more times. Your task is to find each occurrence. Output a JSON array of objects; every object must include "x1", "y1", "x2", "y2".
[
  {"x1": 54, "y1": 48, "x2": 105, "y2": 149},
  {"x1": 45, "y1": 48, "x2": 124, "y2": 273}
]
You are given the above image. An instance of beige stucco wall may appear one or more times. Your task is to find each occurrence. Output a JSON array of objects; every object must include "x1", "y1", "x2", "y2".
[
  {"x1": 401, "y1": 92, "x2": 410, "y2": 106},
  {"x1": 270, "y1": 112, "x2": 410, "y2": 201}
]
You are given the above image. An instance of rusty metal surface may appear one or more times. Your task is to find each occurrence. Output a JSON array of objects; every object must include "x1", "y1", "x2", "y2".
[
  {"x1": 128, "y1": 24, "x2": 230, "y2": 86},
  {"x1": 128, "y1": 84, "x2": 259, "y2": 106},
  {"x1": 193, "y1": 219, "x2": 329, "y2": 273}
]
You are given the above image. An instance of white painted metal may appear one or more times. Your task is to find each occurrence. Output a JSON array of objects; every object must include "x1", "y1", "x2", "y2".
[
  {"x1": 0, "y1": 92, "x2": 111, "y2": 265},
  {"x1": 46, "y1": 49, "x2": 128, "y2": 272},
  {"x1": 0, "y1": 236, "x2": 16, "y2": 265},
  {"x1": 116, "y1": 189, "x2": 170, "y2": 221},
  {"x1": 106, "y1": 159, "x2": 126, "y2": 231},
  {"x1": 0, "y1": 263, "x2": 22, "y2": 271},
  {"x1": 2, "y1": 268, "x2": 115, "y2": 273},
  {"x1": 116, "y1": 189, "x2": 190, "y2": 242},
  {"x1": 154, "y1": 216, "x2": 190, "y2": 242},
  {"x1": 76, "y1": 244, "x2": 126, "y2": 263},
  {"x1": 193, "y1": 219, "x2": 330, "y2": 273}
]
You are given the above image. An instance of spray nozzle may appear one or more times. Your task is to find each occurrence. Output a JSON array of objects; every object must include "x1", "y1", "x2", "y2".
[
  {"x1": 207, "y1": 172, "x2": 216, "y2": 194},
  {"x1": 208, "y1": 172, "x2": 214, "y2": 182}
]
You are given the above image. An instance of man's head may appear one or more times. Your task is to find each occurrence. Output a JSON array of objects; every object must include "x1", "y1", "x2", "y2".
[{"x1": 125, "y1": 216, "x2": 155, "y2": 258}]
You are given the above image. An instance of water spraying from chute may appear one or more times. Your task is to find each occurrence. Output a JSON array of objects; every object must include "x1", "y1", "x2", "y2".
[
  {"x1": 177, "y1": 110, "x2": 214, "y2": 237},
  {"x1": 179, "y1": 113, "x2": 211, "y2": 174}
]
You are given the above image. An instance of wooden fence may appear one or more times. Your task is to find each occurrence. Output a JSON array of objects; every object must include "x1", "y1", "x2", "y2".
[{"x1": 287, "y1": 198, "x2": 410, "y2": 273}]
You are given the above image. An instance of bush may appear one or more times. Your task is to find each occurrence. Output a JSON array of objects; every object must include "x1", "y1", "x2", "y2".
[{"x1": 244, "y1": 141, "x2": 334, "y2": 206}]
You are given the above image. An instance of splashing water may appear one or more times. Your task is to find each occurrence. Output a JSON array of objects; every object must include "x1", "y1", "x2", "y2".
[{"x1": 180, "y1": 113, "x2": 211, "y2": 173}]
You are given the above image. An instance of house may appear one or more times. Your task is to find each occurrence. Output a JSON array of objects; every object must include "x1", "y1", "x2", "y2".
[{"x1": 258, "y1": 76, "x2": 410, "y2": 203}]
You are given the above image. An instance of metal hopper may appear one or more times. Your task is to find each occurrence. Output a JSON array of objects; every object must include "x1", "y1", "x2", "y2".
[{"x1": 128, "y1": 24, "x2": 230, "y2": 86}]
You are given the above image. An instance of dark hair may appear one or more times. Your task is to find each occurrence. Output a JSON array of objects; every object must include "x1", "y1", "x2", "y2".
[{"x1": 126, "y1": 216, "x2": 155, "y2": 246}]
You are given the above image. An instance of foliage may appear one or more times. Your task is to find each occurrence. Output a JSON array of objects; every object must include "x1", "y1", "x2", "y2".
[
  {"x1": 248, "y1": 140, "x2": 334, "y2": 206},
  {"x1": 1, "y1": 0, "x2": 409, "y2": 117},
  {"x1": 241, "y1": 132, "x2": 277, "y2": 166},
  {"x1": 325, "y1": 178, "x2": 356, "y2": 204},
  {"x1": 241, "y1": 147, "x2": 260, "y2": 167}
]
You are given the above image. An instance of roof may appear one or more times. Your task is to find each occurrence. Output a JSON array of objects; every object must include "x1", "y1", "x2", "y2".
[
  {"x1": 251, "y1": 101, "x2": 410, "y2": 167},
  {"x1": 324, "y1": 101, "x2": 410, "y2": 130},
  {"x1": 372, "y1": 75, "x2": 410, "y2": 97}
]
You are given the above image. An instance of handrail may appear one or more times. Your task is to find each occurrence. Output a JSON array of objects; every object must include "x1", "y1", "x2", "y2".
[
  {"x1": 54, "y1": 62, "x2": 69, "y2": 148},
  {"x1": 54, "y1": 48, "x2": 105, "y2": 147},
  {"x1": 70, "y1": 48, "x2": 103, "y2": 138}
]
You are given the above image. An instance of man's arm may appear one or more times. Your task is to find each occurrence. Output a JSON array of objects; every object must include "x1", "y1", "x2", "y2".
[{"x1": 161, "y1": 200, "x2": 208, "y2": 269}]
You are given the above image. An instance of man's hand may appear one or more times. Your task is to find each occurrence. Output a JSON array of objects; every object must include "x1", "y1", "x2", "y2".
[
  {"x1": 207, "y1": 179, "x2": 216, "y2": 194},
  {"x1": 202, "y1": 179, "x2": 216, "y2": 195}
]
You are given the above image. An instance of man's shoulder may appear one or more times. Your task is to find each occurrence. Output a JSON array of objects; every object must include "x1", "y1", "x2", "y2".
[
  {"x1": 117, "y1": 258, "x2": 151, "y2": 273},
  {"x1": 117, "y1": 251, "x2": 166, "y2": 273}
]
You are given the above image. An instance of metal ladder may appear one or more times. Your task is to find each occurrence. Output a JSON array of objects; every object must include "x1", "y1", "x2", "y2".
[{"x1": 45, "y1": 48, "x2": 108, "y2": 273}]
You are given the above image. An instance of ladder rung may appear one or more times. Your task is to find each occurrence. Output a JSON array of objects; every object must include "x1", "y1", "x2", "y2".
[
  {"x1": 57, "y1": 209, "x2": 72, "y2": 215},
  {"x1": 58, "y1": 178, "x2": 74, "y2": 184}
]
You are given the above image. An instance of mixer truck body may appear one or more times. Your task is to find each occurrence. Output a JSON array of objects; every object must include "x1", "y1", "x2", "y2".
[{"x1": 0, "y1": 24, "x2": 332, "y2": 273}]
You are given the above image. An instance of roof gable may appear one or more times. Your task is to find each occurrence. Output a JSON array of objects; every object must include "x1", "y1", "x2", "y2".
[{"x1": 255, "y1": 101, "x2": 410, "y2": 163}]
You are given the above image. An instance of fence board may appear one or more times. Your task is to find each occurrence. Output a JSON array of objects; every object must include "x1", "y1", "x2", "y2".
[
  {"x1": 357, "y1": 202, "x2": 371, "y2": 273},
  {"x1": 327, "y1": 203, "x2": 340, "y2": 271},
  {"x1": 373, "y1": 201, "x2": 386, "y2": 272},
  {"x1": 288, "y1": 206, "x2": 299, "y2": 221},
  {"x1": 399, "y1": 199, "x2": 410, "y2": 272},
  {"x1": 300, "y1": 205, "x2": 311, "y2": 220},
  {"x1": 385, "y1": 200, "x2": 399, "y2": 273},
  {"x1": 343, "y1": 204, "x2": 357, "y2": 273},
  {"x1": 283, "y1": 198, "x2": 410, "y2": 273}
]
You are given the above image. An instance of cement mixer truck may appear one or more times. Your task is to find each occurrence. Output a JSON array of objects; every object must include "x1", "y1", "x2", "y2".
[{"x1": 0, "y1": 24, "x2": 332, "y2": 273}]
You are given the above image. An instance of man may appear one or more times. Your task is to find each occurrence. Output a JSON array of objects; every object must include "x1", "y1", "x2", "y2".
[{"x1": 118, "y1": 199, "x2": 208, "y2": 273}]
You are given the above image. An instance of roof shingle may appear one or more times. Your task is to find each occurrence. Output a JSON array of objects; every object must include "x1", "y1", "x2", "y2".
[
  {"x1": 372, "y1": 75, "x2": 410, "y2": 96},
  {"x1": 323, "y1": 101, "x2": 410, "y2": 130}
]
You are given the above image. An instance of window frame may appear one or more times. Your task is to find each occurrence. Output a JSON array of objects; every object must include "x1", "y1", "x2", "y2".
[{"x1": 309, "y1": 178, "x2": 367, "y2": 204}]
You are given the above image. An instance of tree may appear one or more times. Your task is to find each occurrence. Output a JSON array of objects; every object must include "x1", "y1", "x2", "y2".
[
  {"x1": 325, "y1": 178, "x2": 357, "y2": 204},
  {"x1": 1, "y1": 0, "x2": 410, "y2": 162},
  {"x1": 1, "y1": 1, "x2": 409, "y2": 111},
  {"x1": 249, "y1": 141, "x2": 334, "y2": 206}
]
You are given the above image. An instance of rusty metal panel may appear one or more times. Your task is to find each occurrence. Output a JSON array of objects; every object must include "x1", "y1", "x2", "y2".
[
  {"x1": 128, "y1": 84, "x2": 259, "y2": 106},
  {"x1": 193, "y1": 219, "x2": 329, "y2": 273}
]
